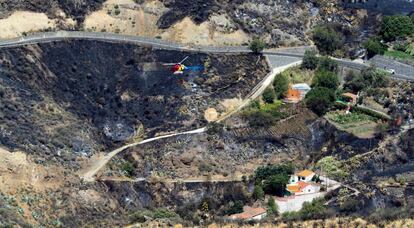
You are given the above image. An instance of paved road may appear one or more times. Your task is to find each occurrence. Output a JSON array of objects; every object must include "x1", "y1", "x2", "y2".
[
  {"x1": 0, "y1": 31, "x2": 412, "y2": 80},
  {"x1": 369, "y1": 55, "x2": 414, "y2": 80}
]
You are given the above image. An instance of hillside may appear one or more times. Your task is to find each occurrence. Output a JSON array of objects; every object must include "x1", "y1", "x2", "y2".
[
  {"x1": 1, "y1": 1, "x2": 414, "y2": 227},
  {"x1": 0, "y1": 0, "x2": 369, "y2": 47}
]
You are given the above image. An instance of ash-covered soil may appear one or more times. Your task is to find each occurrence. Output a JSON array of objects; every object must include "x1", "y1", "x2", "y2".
[
  {"x1": 0, "y1": 0, "x2": 105, "y2": 22},
  {"x1": 104, "y1": 110, "x2": 317, "y2": 180},
  {"x1": 0, "y1": 40, "x2": 268, "y2": 168}
]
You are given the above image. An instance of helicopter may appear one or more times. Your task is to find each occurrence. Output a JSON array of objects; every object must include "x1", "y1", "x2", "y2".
[{"x1": 162, "y1": 56, "x2": 204, "y2": 75}]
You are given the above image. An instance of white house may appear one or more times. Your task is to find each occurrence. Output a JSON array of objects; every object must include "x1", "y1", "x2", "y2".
[
  {"x1": 230, "y1": 206, "x2": 267, "y2": 221},
  {"x1": 289, "y1": 170, "x2": 316, "y2": 184},
  {"x1": 287, "y1": 181, "x2": 321, "y2": 195}
]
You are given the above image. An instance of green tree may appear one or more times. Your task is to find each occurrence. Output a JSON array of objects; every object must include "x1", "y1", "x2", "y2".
[
  {"x1": 312, "y1": 26, "x2": 341, "y2": 55},
  {"x1": 312, "y1": 70, "x2": 339, "y2": 90},
  {"x1": 317, "y1": 56, "x2": 339, "y2": 73},
  {"x1": 363, "y1": 37, "x2": 387, "y2": 58},
  {"x1": 299, "y1": 198, "x2": 327, "y2": 220},
  {"x1": 345, "y1": 67, "x2": 390, "y2": 92},
  {"x1": 254, "y1": 163, "x2": 294, "y2": 182},
  {"x1": 224, "y1": 201, "x2": 244, "y2": 215},
  {"x1": 301, "y1": 50, "x2": 319, "y2": 70},
  {"x1": 253, "y1": 185, "x2": 265, "y2": 200},
  {"x1": 263, "y1": 174, "x2": 290, "y2": 196},
  {"x1": 315, "y1": 156, "x2": 349, "y2": 180},
  {"x1": 263, "y1": 87, "x2": 276, "y2": 103},
  {"x1": 360, "y1": 67, "x2": 390, "y2": 88},
  {"x1": 305, "y1": 87, "x2": 335, "y2": 116},
  {"x1": 380, "y1": 15, "x2": 414, "y2": 42},
  {"x1": 267, "y1": 197, "x2": 278, "y2": 215},
  {"x1": 249, "y1": 37, "x2": 266, "y2": 53},
  {"x1": 273, "y1": 73, "x2": 290, "y2": 99}
]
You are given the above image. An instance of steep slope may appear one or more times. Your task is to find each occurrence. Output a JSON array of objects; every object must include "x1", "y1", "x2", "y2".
[{"x1": 0, "y1": 40, "x2": 268, "y2": 168}]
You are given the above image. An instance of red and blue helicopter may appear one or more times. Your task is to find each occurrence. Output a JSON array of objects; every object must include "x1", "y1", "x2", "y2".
[{"x1": 162, "y1": 56, "x2": 204, "y2": 75}]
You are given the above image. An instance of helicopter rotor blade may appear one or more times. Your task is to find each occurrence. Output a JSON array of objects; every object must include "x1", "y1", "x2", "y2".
[{"x1": 179, "y1": 56, "x2": 189, "y2": 64}]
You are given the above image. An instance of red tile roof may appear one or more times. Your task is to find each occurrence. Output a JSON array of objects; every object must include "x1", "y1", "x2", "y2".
[
  {"x1": 297, "y1": 170, "x2": 314, "y2": 177},
  {"x1": 230, "y1": 206, "x2": 266, "y2": 220}
]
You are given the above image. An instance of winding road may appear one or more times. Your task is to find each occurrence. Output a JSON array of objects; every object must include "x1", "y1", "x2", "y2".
[
  {"x1": 1, "y1": 31, "x2": 411, "y2": 181},
  {"x1": 0, "y1": 31, "x2": 412, "y2": 80}
]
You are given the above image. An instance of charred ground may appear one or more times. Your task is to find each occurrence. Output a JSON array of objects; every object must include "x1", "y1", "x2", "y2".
[{"x1": 0, "y1": 40, "x2": 268, "y2": 168}]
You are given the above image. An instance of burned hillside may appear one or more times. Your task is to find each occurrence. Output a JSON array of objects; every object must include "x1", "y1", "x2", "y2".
[
  {"x1": 0, "y1": 40, "x2": 268, "y2": 168},
  {"x1": 0, "y1": 0, "x2": 105, "y2": 22}
]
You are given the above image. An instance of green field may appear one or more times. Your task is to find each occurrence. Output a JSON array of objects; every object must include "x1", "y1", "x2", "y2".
[
  {"x1": 384, "y1": 50, "x2": 414, "y2": 62},
  {"x1": 326, "y1": 111, "x2": 379, "y2": 138}
]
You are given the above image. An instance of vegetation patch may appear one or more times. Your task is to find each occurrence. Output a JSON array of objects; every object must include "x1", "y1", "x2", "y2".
[
  {"x1": 241, "y1": 100, "x2": 289, "y2": 127},
  {"x1": 384, "y1": 50, "x2": 414, "y2": 63},
  {"x1": 326, "y1": 111, "x2": 381, "y2": 138},
  {"x1": 328, "y1": 111, "x2": 376, "y2": 125},
  {"x1": 253, "y1": 163, "x2": 294, "y2": 197}
]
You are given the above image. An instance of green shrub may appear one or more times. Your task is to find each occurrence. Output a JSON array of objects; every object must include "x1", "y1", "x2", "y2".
[
  {"x1": 273, "y1": 73, "x2": 290, "y2": 99},
  {"x1": 263, "y1": 87, "x2": 276, "y2": 103},
  {"x1": 301, "y1": 50, "x2": 319, "y2": 70},
  {"x1": 253, "y1": 185, "x2": 264, "y2": 200},
  {"x1": 249, "y1": 37, "x2": 266, "y2": 53},
  {"x1": 328, "y1": 112, "x2": 376, "y2": 124},
  {"x1": 253, "y1": 164, "x2": 293, "y2": 197},
  {"x1": 363, "y1": 37, "x2": 387, "y2": 58},
  {"x1": 282, "y1": 198, "x2": 331, "y2": 221},
  {"x1": 315, "y1": 156, "x2": 349, "y2": 180},
  {"x1": 317, "y1": 56, "x2": 339, "y2": 73},
  {"x1": 344, "y1": 67, "x2": 390, "y2": 93},
  {"x1": 312, "y1": 26, "x2": 341, "y2": 55},
  {"x1": 241, "y1": 102, "x2": 288, "y2": 127},
  {"x1": 254, "y1": 163, "x2": 294, "y2": 182},
  {"x1": 153, "y1": 208, "x2": 179, "y2": 219},
  {"x1": 351, "y1": 106, "x2": 391, "y2": 120},
  {"x1": 380, "y1": 15, "x2": 414, "y2": 41},
  {"x1": 394, "y1": 42, "x2": 408, "y2": 52},
  {"x1": 305, "y1": 87, "x2": 336, "y2": 116},
  {"x1": 263, "y1": 173, "x2": 290, "y2": 196},
  {"x1": 129, "y1": 211, "x2": 147, "y2": 223},
  {"x1": 282, "y1": 211, "x2": 301, "y2": 221},
  {"x1": 299, "y1": 198, "x2": 328, "y2": 220},
  {"x1": 312, "y1": 70, "x2": 339, "y2": 90},
  {"x1": 121, "y1": 161, "x2": 134, "y2": 177},
  {"x1": 224, "y1": 201, "x2": 244, "y2": 215},
  {"x1": 267, "y1": 197, "x2": 278, "y2": 215}
]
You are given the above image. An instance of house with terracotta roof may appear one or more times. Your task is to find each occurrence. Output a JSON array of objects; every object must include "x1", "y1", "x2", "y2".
[
  {"x1": 286, "y1": 181, "x2": 321, "y2": 195},
  {"x1": 229, "y1": 206, "x2": 267, "y2": 221},
  {"x1": 342, "y1": 92, "x2": 359, "y2": 105},
  {"x1": 289, "y1": 169, "x2": 315, "y2": 183},
  {"x1": 284, "y1": 83, "x2": 311, "y2": 103},
  {"x1": 286, "y1": 170, "x2": 320, "y2": 195}
]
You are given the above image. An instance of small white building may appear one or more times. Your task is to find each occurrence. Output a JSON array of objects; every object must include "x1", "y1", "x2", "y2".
[
  {"x1": 289, "y1": 170, "x2": 316, "y2": 184},
  {"x1": 286, "y1": 181, "x2": 321, "y2": 195},
  {"x1": 230, "y1": 206, "x2": 267, "y2": 221}
]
